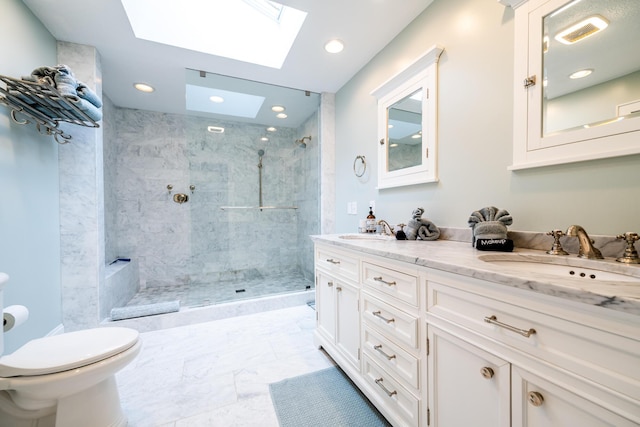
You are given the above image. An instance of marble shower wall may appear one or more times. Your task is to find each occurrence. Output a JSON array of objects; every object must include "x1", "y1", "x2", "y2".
[
  {"x1": 111, "y1": 108, "x2": 319, "y2": 290},
  {"x1": 295, "y1": 112, "x2": 320, "y2": 281}
]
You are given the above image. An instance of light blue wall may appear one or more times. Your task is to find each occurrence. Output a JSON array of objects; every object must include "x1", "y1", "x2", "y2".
[
  {"x1": 0, "y1": 0, "x2": 61, "y2": 353},
  {"x1": 335, "y1": 0, "x2": 640, "y2": 236}
]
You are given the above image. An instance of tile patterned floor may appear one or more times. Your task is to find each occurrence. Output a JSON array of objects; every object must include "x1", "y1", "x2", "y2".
[
  {"x1": 126, "y1": 272, "x2": 314, "y2": 309},
  {"x1": 116, "y1": 304, "x2": 335, "y2": 426}
]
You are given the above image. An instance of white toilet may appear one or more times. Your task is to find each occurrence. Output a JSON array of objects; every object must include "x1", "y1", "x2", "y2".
[{"x1": 0, "y1": 273, "x2": 141, "y2": 427}]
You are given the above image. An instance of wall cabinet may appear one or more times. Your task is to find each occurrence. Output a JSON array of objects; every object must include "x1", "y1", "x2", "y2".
[{"x1": 313, "y1": 240, "x2": 640, "y2": 427}]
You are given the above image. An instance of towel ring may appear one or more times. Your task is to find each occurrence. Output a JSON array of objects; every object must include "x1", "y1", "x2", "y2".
[{"x1": 353, "y1": 155, "x2": 367, "y2": 177}]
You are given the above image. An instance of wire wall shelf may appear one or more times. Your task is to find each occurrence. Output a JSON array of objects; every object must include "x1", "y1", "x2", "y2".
[{"x1": 0, "y1": 74, "x2": 100, "y2": 143}]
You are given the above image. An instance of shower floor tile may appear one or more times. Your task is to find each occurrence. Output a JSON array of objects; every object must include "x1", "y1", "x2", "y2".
[{"x1": 125, "y1": 272, "x2": 314, "y2": 309}]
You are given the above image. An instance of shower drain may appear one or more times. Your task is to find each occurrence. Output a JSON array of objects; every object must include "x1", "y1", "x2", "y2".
[{"x1": 235, "y1": 289, "x2": 246, "y2": 293}]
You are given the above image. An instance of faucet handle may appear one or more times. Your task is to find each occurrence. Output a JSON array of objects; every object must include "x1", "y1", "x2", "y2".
[
  {"x1": 546, "y1": 230, "x2": 569, "y2": 255},
  {"x1": 616, "y1": 232, "x2": 640, "y2": 264}
]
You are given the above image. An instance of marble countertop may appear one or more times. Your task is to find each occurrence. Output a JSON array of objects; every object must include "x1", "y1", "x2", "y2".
[{"x1": 312, "y1": 234, "x2": 640, "y2": 317}]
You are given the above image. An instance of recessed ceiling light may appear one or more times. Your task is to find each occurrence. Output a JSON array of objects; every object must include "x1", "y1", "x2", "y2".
[
  {"x1": 271, "y1": 105, "x2": 285, "y2": 112},
  {"x1": 569, "y1": 69, "x2": 593, "y2": 79},
  {"x1": 276, "y1": 113, "x2": 288, "y2": 119},
  {"x1": 390, "y1": 143, "x2": 398, "y2": 148},
  {"x1": 209, "y1": 95, "x2": 224, "y2": 103},
  {"x1": 324, "y1": 39, "x2": 344, "y2": 54},
  {"x1": 411, "y1": 134, "x2": 421, "y2": 139},
  {"x1": 207, "y1": 126, "x2": 224, "y2": 133},
  {"x1": 266, "y1": 127, "x2": 277, "y2": 132},
  {"x1": 388, "y1": 124, "x2": 394, "y2": 129},
  {"x1": 134, "y1": 83, "x2": 154, "y2": 93},
  {"x1": 261, "y1": 137, "x2": 269, "y2": 141}
]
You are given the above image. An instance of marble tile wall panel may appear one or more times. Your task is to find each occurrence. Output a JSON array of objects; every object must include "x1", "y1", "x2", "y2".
[
  {"x1": 102, "y1": 259, "x2": 140, "y2": 317},
  {"x1": 295, "y1": 111, "x2": 320, "y2": 281},
  {"x1": 57, "y1": 42, "x2": 104, "y2": 330},
  {"x1": 103, "y1": 96, "x2": 118, "y2": 265},
  {"x1": 111, "y1": 109, "x2": 320, "y2": 292},
  {"x1": 320, "y1": 93, "x2": 336, "y2": 235}
]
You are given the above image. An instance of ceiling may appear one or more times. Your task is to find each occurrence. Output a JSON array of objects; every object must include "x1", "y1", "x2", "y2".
[
  {"x1": 544, "y1": 0, "x2": 640, "y2": 100},
  {"x1": 21, "y1": 0, "x2": 434, "y2": 128}
]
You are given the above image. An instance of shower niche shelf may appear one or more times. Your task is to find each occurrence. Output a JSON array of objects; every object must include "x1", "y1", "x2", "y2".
[{"x1": 0, "y1": 74, "x2": 100, "y2": 144}]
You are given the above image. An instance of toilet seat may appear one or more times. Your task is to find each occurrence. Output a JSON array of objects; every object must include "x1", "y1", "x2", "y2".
[{"x1": 0, "y1": 327, "x2": 139, "y2": 377}]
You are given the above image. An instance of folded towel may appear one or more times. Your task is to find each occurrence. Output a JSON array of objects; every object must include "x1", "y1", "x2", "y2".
[
  {"x1": 8, "y1": 90, "x2": 36, "y2": 105},
  {"x1": 475, "y1": 238, "x2": 514, "y2": 252},
  {"x1": 60, "y1": 96, "x2": 102, "y2": 121},
  {"x1": 52, "y1": 65, "x2": 78, "y2": 97},
  {"x1": 20, "y1": 75, "x2": 38, "y2": 83},
  {"x1": 468, "y1": 206, "x2": 513, "y2": 247},
  {"x1": 30, "y1": 66, "x2": 57, "y2": 86},
  {"x1": 473, "y1": 221, "x2": 508, "y2": 240},
  {"x1": 417, "y1": 221, "x2": 440, "y2": 241},
  {"x1": 404, "y1": 207, "x2": 440, "y2": 241},
  {"x1": 76, "y1": 83, "x2": 102, "y2": 108}
]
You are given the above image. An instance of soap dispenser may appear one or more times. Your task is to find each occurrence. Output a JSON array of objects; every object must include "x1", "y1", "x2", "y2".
[{"x1": 366, "y1": 207, "x2": 376, "y2": 233}]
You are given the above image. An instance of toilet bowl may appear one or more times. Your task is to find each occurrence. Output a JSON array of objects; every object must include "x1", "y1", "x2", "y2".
[{"x1": 0, "y1": 326, "x2": 141, "y2": 427}]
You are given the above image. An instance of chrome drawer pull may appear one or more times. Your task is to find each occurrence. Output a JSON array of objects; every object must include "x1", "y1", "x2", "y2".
[
  {"x1": 373, "y1": 276, "x2": 397, "y2": 286},
  {"x1": 374, "y1": 344, "x2": 396, "y2": 360},
  {"x1": 372, "y1": 310, "x2": 395, "y2": 323},
  {"x1": 375, "y1": 378, "x2": 397, "y2": 397},
  {"x1": 326, "y1": 258, "x2": 340, "y2": 265},
  {"x1": 484, "y1": 315, "x2": 536, "y2": 338}
]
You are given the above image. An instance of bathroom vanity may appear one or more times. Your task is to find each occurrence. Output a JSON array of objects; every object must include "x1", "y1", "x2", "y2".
[{"x1": 312, "y1": 234, "x2": 640, "y2": 427}]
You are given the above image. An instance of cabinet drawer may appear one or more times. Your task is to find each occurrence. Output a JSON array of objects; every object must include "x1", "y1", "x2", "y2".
[
  {"x1": 427, "y1": 275, "x2": 640, "y2": 401},
  {"x1": 363, "y1": 354, "x2": 420, "y2": 427},
  {"x1": 316, "y1": 246, "x2": 359, "y2": 283},
  {"x1": 363, "y1": 261, "x2": 419, "y2": 307},
  {"x1": 363, "y1": 325, "x2": 420, "y2": 390},
  {"x1": 363, "y1": 293, "x2": 419, "y2": 351}
]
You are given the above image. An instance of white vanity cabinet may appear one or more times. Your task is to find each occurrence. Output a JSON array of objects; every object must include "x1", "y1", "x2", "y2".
[
  {"x1": 361, "y1": 257, "x2": 423, "y2": 427},
  {"x1": 314, "y1": 246, "x2": 361, "y2": 371},
  {"x1": 426, "y1": 269, "x2": 640, "y2": 427},
  {"x1": 428, "y1": 326, "x2": 510, "y2": 427},
  {"x1": 313, "y1": 237, "x2": 640, "y2": 427}
]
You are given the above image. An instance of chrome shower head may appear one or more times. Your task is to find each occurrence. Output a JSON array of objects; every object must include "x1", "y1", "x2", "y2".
[{"x1": 295, "y1": 136, "x2": 311, "y2": 148}]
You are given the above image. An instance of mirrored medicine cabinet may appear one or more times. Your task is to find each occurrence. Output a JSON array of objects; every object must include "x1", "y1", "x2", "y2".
[
  {"x1": 371, "y1": 45, "x2": 443, "y2": 188},
  {"x1": 510, "y1": 0, "x2": 640, "y2": 169}
]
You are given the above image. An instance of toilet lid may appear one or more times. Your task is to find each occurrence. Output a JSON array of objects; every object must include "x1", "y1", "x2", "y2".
[{"x1": 0, "y1": 327, "x2": 139, "y2": 377}]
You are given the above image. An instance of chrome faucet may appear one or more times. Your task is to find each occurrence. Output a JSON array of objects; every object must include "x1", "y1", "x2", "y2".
[
  {"x1": 377, "y1": 220, "x2": 395, "y2": 236},
  {"x1": 565, "y1": 225, "x2": 603, "y2": 259}
]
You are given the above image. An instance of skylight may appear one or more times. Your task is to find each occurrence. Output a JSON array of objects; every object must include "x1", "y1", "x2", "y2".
[
  {"x1": 120, "y1": 0, "x2": 307, "y2": 69},
  {"x1": 185, "y1": 84, "x2": 265, "y2": 118}
]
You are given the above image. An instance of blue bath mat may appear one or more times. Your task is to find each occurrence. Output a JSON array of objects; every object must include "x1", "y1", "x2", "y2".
[{"x1": 269, "y1": 367, "x2": 391, "y2": 426}]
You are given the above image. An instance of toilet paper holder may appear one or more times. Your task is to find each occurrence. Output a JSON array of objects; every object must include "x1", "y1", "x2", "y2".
[{"x1": 3, "y1": 305, "x2": 29, "y2": 332}]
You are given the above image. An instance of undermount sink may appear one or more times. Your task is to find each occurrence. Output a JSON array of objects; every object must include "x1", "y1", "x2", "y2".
[
  {"x1": 478, "y1": 253, "x2": 640, "y2": 283},
  {"x1": 338, "y1": 234, "x2": 394, "y2": 241}
]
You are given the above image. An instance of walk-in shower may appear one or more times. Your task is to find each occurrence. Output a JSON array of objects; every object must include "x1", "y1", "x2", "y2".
[{"x1": 107, "y1": 92, "x2": 320, "y2": 313}]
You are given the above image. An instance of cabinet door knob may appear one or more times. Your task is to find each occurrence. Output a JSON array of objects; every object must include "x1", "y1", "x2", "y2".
[
  {"x1": 480, "y1": 367, "x2": 494, "y2": 379},
  {"x1": 327, "y1": 281, "x2": 334, "y2": 287},
  {"x1": 528, "y1": 391, "x2": 544, "y2": 407}
]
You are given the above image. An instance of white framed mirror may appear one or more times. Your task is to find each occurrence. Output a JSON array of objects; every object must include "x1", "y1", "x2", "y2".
[
  {"x1": 511, "y1": 0, "x2": 640, "y2": 170},
  {"x1": 371, "y1": 45, "x2": 443, "y2": 188}
]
